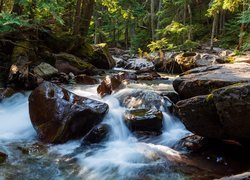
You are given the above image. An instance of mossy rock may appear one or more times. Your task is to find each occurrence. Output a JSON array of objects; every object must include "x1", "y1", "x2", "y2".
[
  {"x1": 11, "y1": 41, "x2": 36, "y2": 63},
  {"x1": 0, "y1": 152, "x2": 7, "y2": 163}
]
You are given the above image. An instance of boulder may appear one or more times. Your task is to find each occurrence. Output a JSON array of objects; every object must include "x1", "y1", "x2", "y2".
[
  {"x1": 0, "y1": 88, "x2": 15, "y2": 101},
  {"x1": 54, "y1": 53, "x2": 98, "y2": 75},
  {"x1": 83, "y1": 124, "x2": 110, "y2": 144},
  {"x1": 29, "y1": 81, "x2": 109, "y2": 143},
  {"x1": 175, "y1": 83, "x2": 250, "y2": 139},
  {"x1": 174, "y1": 95, "x2": 223, "y2": 138},
  {"x1": 33, "y1": 62, "x2": 58, "y2": 78},
  {"x1": 175, "y1": 52, "x2": 200, "y2": 71},
  {"x1": 160, "y1": 91, "x2": 180, "y2": 104},
  {"x1": 125, "y1": 58, "x2": 155, "y2": 71},
  {"x1": 97, "y1": 75, "x2": 125, "y2": 97},
  {"x1": 0, "y1": 152, "x2": 7, "y2": 163},
  {"x1": 75, "y1": 74, "x2": 98, "y2": 85},
  {"x1": 91, "y1": 43, "x2": 116, "y2": 69},
  {"x1": 117, "y1": 90, "x2": 168, "y2": 110},
  {"x1": 173, "y1": 64, "x2": 250, "y2": 99},
  {"x1": 234, "y1": 55, "x2": 250, "y2": 64},
  {"x1": 123, "y1": 108, "x2": 163, "y2": 132}
]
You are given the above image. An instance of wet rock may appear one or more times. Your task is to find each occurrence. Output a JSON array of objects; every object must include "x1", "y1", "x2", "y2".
[
  {"x1": 175, "y1": 83, "x2": 250, "y2": 139},
  {"x1": 75, "y1": 74, "x2": 98, "y2": 85},
  {"x1": 0, "y1": 152, "x2": 7, "y2": 163},
  {"x1": 97, "y1": 75, "x2": 125, "y2": 97},
  {"x1": 125, "y1": 58, "x2": 155, "y2": 71},
  {"x1": 218, "y1": 172, "x2": 250, "y2": 180},
  {"x1": 54, "y1": 53, "x2": 98, "y2": 75},
  {"x1": 123, "y1": 108, "x2": 163, "y2": 132},
  {"x1": 83, "y1": 124, "x2": 110, "y2": 144},
  {"x1": 113, "y1": 56, "x2": 127, "y2": 68},
  {"x1": 117, "y1": 72, "x2": 137, "y2": 81},
  {"x1": 174, "y1": 135, "x2": 205, "y2": 152},
  {"x1": 117, "y1": 90, "x2": 166, "y2": 110},
  {"x1": 173, "y1": 64, "x2": 250, "y2": 99},
  {"x1": 0, "y1": 88, "x2": 15, "y2": 101},
  {"x1": 160, "y1": 91, "x2": 180, "y2": 104},
  {"x1": 91, "y1": 43, "x2": 116, "y2": 69},
  {"x1": 33, "y1": 62, "x2": 58, "y2": 79},
  {"x1": 29, "y1": 81, "x2": 109, "y2": 144},
  {"x1": 174, "y1": 95, "x2": 223, "y2": 138}
]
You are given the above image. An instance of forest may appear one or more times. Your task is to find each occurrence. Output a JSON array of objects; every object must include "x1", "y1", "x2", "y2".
[{"x1": 0, "y1": 0, "x2": 250, "y2": 179}]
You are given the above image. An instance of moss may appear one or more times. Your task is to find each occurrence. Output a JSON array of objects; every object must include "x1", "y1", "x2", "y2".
[
  {"x1": 11, "y1": 41, "x2": 30, "y2": 63},
  {"x1": 206, "y1": 94, "x2": 214, "y2": 102},
  {"x1": 224, "y1": 57, "x2": 235, "y2": 64},
  {"x1": 212, "y1": 82, "x2": 245, "y2": 93}
]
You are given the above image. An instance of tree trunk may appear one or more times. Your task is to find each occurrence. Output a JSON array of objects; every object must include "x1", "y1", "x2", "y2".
[
  {"x1": 151, "y1": 0, "x2": 155, "y2": 41},
  {"x1": 12, "y1": 2, "x2": 23, "y2": 15},
  {"x1": 237, "y1": 2, "x2": 247, "y2": 50},
  {"x1": 210, "y1": 14, "x2": 218, "y2": 50},
  {"x1": 73, "y1": 0, "x2": 82, "y2": 35},
  {"x1": 183, "y1": 0, "x2": 187, "y2": 25},
  {"x1": 156, "y1": 0, "x2": 162, "y2": 40},
  {"x1": 187, "y1": 4, "x2": 192, "y2": 40},
  {"x1": 81, "y1": 0, "x2": 95, "y2": 37},
  {"x1": 0, "y1": 0, "x2": 3, "y2": 13}
]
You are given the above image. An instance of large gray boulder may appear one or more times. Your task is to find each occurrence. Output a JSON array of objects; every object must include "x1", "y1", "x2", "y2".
[{"x1": 173, "y1": 63, "x2": 250, "y2": 99}]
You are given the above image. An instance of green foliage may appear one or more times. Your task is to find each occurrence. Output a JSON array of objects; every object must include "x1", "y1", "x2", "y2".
[
  {"x1": 147, "y1": 38, "x2": 170, "y2": 52},
  {"x1": 0, "y1": 12, "x2": 30, "y2": 32}
]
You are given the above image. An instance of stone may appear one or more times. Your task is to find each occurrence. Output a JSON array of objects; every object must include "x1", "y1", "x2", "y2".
[
  {"x1": 174, "y1": 83, "x2": 250, "y2": 139},
  {"x1": 75, "y1": 74, "x2": 98, "y2": 85},
  {"x1": 123, "y1": 108, "x2": 163, "y2": 132},
  {"x1": 83, "y1": 124, "x2": 110, "y2": 144},
  {"x1": 54, "y1": 53, "x2": 97, "y2": 75},
  {"x1": 0, "y1": 88, "x2": 15, "y2": 101},
  {"x1": 175, "y1": 52, "x2": 200, "y2": 71},
  {"x1": 125, "y1": 58, "x2": 155, "y2": 71},
  {"x1": 160, "y1": 91, "x2": 180, "y2": 104},
  {"x1": 91, "y1": 43, "x2": 116, "y2": 69},
  {"x1": 174, "y1": 95, "x2": 223, "y2": 138},
  {"x1": 0, "y1": 152, "x2": 7, "y2": 163},
  {"x1": 33, "y1": 62, "x2": 58, "y2": 78},
  {"x1": 29, "y1": 81, "x2": 109, "y2": 143},
  {"x1": 173, "y1": 64, "x2": 250, "y2": 99},
  {"x1": 97, "y1": 75, "x2": 125, "y2": 97}
]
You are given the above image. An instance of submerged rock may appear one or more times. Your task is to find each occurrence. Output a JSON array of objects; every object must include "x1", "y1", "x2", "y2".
[
  {"x1": 0, "y1": 152, "x2": 7, "y2": 163},
  {"x1": 29, "y1": 81, "x2": 109, "y2": 144},
  {"x1": 83, "y1": 124, "x2": 110, "y2": 144},
  {"x1": 123, "y1": 108, "x2": 163, "y2": 133},
  {"x1": 175, "y1": 83, "x2": 250, "y2": 139},
  {"x1": 173, "y1": 64, "x2": 250, "y2": 99}
]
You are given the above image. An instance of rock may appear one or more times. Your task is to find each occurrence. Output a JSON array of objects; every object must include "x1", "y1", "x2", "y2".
[
  {"x1": 173, "y1": 64, "x2": 250, "y2": 99},
  {"x1": 213, "y1": 83, "x2": 250, "y2": 138},
  {"x1": 29, "y1": 81, "x2": 109, "y2": 143},
  {"x1": 123, "y1": 108, "x2": 163, "y2": 132},
  {"x1": 218, "y1": 172, "x2": 250, "y2": 180},
  {"x1": 195, "y1": 53, "x2": 221, "y2": 67},
  {"x1": 83, "y1": 124, "x2": 110, "y2": 144},
  {"x1": 175, "y1": 52, "x2": 200, "y2": 71},
  {"x1": 160, "y1": 91, "x2": 180, "y2": 104},
  {"x1": 174, "y1": 95, "x2": 223, "y2": 138},
  {"x1": 125, "y1": 58, "x2": 155, "y2": 71},
  {"x1": 113, "y1": 56, "x2": 127, "y2": 68},
  {"x1": 218, "y1": 50, "x2": 233, "y2": 57},
  {"x1": 0, "y1": 152, "x2": 7, "y2": 163},
  {"x1": 0, "y1": 88, "x2": 15, "y2": 101},
  {"x1": 75, "y1": 74, "x2": 98, "y2": 85},
  {"x1": 234, "y1": 55, "x2": 250, "y2": 64},
  {"x1": 97, "y1": 75, "x2": 125, "y2": 97},
  {"x1": 33, "y1": 62, "x2": 58, "y2": 78},
  {"x1": 117, "y1": 90, "x2": 168, "y2": 110},
  {"x1": 54, "y1": 53, "x2": 98, "y2": 75},
  {"x1": 117, "y1": 72, "x2": 137, "y2": 81},
  {"x1": 175, "y1": 83, "x2": 250, "y2": 139},
  {"x1": 91, "y1": 43, "x2": 116, "y2": 69}
]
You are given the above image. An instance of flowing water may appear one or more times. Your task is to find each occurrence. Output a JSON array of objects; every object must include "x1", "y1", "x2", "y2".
[{"x1": 0, "y1": 79, "x2": 227, "y2": 179}]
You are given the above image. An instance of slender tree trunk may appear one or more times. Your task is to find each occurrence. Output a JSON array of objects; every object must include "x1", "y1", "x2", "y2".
[
  {"x1": 183, "y1": 0, "x2": 187, "y2": 25},
  {"x1": 210, "y1": 14, "x2": 218, "y2": 50},
  {"x1": 81, "y1": 0, "x2": 95, "y2": 37},
  {"x1": 238, "y1": 1, "x2": 247, "y2": 50},
  {"x1": 156, "y1": 0, "x2": 162, "y2": 40},
  {"x1": 0, "y1": 0, "x2": 4, "y2": 13},
  {"x1": 151, "y1": 0, "x2": 155, "y2": 41},
  {"x1": 187, "y1": 4, "x2": 192, "y2": 40},
  {"x1": 125, "y1": 23, "x2": 129, "y2": 49}
]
